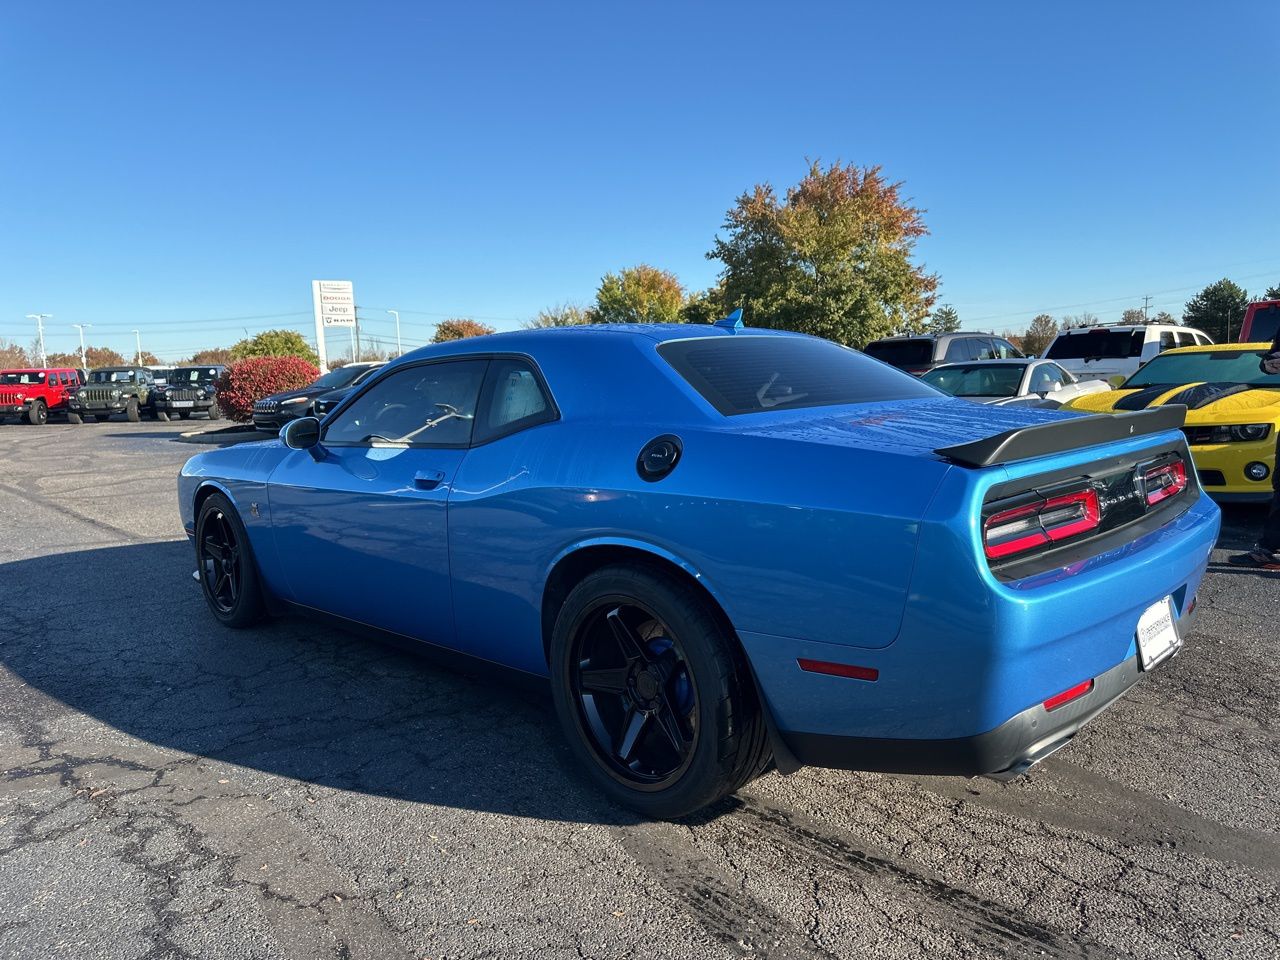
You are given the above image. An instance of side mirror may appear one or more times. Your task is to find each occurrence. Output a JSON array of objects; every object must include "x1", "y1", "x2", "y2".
[{"x1": 281, "y1": 417, "x2": 323, "y2": 458}]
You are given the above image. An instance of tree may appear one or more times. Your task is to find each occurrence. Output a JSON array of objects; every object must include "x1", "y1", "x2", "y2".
[
  {"x1": 709, "y1": 160, "x2": 938, "y2": 347},
  {"x1": 928, "y1": 305, "x2": 960, "y2": 334},
  {"x1": 1022, "y1": 314, "x2": 1058, "y2": 356},
  {"x1": 216, "y1": 357, "x2": 320, "y2": 423},
  {"x1": 45, "y1": 351, "x2": 82, "y2": 368},
  {"x1": 1152, "y1": 310, "x2": 1176, "y2": 325},
  {"x1": 229, "y1": 329, "x2": 319, "y2": 366},
  {"x1": 1120, "y1": 308, "x2": 1147, "y2": 325},
  {"x1": 680, "y1": 286, "x2": 727, "y2": 325},
  {"x1": 523, "y1": 303, "x2": 593, "y2": 329},
  {"x1": 433, "y1": 318, "x2": 496, "y2": 343},
  {"x1": 0, "y1": 338, "x2": 29, "y2": 368},
  {"x1": 85, "y1": 346, "x2": 127, "y2": 368},
  {"x1": 1061, "y1": 312, "x2": 1099, "y2": 329},
  {"x1": 592, "y1": 264, "x2": 685, "y2": 325},
  {"x1": 188, "y1": 347, "x2": 233, "y2": 366},
  {"x1": 1183, "y1": 279, "x2": 1248, "y2": 342},
  {"x1": 1264, "y1": 284, "x2": 1280, "y2": 300},
  {"x1": 139, "y1": 350, "x2": 160, "y2": 365}
]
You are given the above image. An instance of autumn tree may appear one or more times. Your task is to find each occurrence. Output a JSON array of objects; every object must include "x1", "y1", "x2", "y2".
[
  {"x1": 928, "y1": 305, "x2": 960, "y2": 334},
  {"x1": 188, "y1": 347, "x2": 233, "y2": 365},
  {"x1": 432, "y1": 318, "x2": 496, "y2": 343},
  {"x1": 523, "y1": 303, "x2": 593, "y2": 329},
  {"x1": 229, "y1": 328, "x2": 319, "y2": 366},
  {"x1": 592, "y1": 265, "x2": 685, "y2": 324},
  {"x1": 45, "y1": 351, "x2": 82, "y2": 368},
  {"x1": 1061, "y1": 312, "x2": 1099, "y2": 329},
  {"x1": 139, "y1": 350, "x2": 160, "y2": 365},
  {"x1": 709, "y1": 161, "x2": 938, "y2": 347},
  {"x1": 85, "y1": 346, "x2": 127, "y2": 368},
  {"x1": 1184, "y1": 279, "x2": 1248, "y2": 342},
  {"x1": 1120, "y1": 308, "x2": 1147, "y2": 325},
  {"x1": 1152, "y1": 311, "x2": 1176, "y2": 325},
  {"x1": 1022, "y1": 314, "x2": 1058, "y2": 356},
  {"x1": 0, "y1": 338, "x2": 29, "y2": 368}
]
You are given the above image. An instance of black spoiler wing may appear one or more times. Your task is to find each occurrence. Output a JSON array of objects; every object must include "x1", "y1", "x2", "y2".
[{"x1": 935, "y1": 406, "x2": 1187, "y2": 468}]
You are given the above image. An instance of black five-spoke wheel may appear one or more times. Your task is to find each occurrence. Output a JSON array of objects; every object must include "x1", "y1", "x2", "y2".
[
  {"x1": 195, "y1": 492, "x2": 264, "y2": 628},
  {"x1": 551, "y1": 564, "x2": 770, "y2": 818},
  {"x1": 571, "y1": 602, "x2": 698, "y2": 788}
]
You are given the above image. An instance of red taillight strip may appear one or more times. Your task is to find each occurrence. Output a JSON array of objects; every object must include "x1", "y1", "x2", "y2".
[
  {"x1": 984, "y1": 488, "x2": 1100, "y2": 560},
  {"x1": 1143, "y1": 460, "x2": 1187, "y2": 506},
  {"x1": 797, "y1": 658, "x2": 879, "y2": 682},
  {"x1": 1043, "y1": 678, "x2": 1094, "y2": 711}
]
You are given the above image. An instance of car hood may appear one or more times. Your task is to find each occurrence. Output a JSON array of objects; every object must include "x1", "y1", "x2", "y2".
[
  {"x1": 720, "y1": 396, "x2": 1074, "y2": 459},
  {"x1": 314, "y1": 386, "x2": 354, "y2": 402},
  {"x1": 1064, "y1": 383, "x2": 1280, "y2": 424},
  {"x1": 264, "y1": 386, "x2": 326, "y2": 403}
]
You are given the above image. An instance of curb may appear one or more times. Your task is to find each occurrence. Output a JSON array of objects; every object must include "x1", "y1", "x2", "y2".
[{"x1": 176, "y1": 427, "x2": 267, "y2": 446}]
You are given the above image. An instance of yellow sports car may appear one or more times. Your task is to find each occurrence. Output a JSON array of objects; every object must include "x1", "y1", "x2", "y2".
[{"x1": 1063, "y1": 343, "x2": 1280, "y2": 503}]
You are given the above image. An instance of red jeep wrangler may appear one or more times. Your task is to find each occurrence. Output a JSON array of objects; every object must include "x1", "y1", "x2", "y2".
[{"x1": 0, "y1": 368, "x2": 84, "y2": 425}]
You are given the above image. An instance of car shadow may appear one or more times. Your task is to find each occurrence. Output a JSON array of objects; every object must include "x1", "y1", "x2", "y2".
[{"x1": 0, "y1": 541, "x2": 637, "y2": 826}]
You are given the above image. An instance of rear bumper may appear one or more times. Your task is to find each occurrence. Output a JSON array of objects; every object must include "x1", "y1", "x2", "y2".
[{"x1": 780, "y1": 623, "x2": 1184, "y2": 778}]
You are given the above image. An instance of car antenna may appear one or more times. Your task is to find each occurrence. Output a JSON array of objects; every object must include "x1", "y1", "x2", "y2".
[{"x1": 714, "y1": 308, "x2": 744, "y2": 333}]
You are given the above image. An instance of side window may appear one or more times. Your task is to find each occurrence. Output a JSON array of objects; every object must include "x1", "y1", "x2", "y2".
[
  {"x1": 1158, "y1": 331, "x2": 1176, "y2": 351},
  {"x1": 973, "y1": 338, "x2": 999, "y2": 360},
  {"x1": 1174, "y1": 331, "x2": 1195, "y2": 348},
  {"x1": 323, "y1": 359, "x2": 488, "y2": 447},
  {"x1": 944, "y1": 338, "x2": 972, "y2": 362},
  {"x1": 474, "y1": 358, "x2": 555, "y2": 444},
  {"x1": 1029, "y1": 364, "x2": 1066, "y2": 394},
  {"x1": 993, "y1": 339, "x2": 1022, "y2": 359},
  {"x1": 1050, "y1": 363, "x2": 1075, "y2": 384}
]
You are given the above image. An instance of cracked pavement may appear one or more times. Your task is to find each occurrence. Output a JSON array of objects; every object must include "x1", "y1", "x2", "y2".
[{"x1": 0, "y1": 421, "x2": 1277, "y2": 959}]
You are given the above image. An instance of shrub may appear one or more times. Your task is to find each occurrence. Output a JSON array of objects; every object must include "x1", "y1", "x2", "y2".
[{"x1": 216, "y1": 356, "x2": 319, "y2": 422}]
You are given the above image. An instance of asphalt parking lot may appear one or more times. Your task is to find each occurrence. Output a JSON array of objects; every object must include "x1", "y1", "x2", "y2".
[{"x1": 0, "y1": 421, "x2": 1277, "y2": 960}]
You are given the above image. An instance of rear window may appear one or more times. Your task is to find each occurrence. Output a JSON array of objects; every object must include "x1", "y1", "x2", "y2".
[
  {"x1": 1045, "y1": 329, "x2": 1145, "y2": 360},
  {"x1": 659, "y1": 336, "x2": 937, "y2": 416},
  {"x1": 1247, "y1": 304, "x2": 1280, "y2": 344},
  {"x1": 862, "y1": 338, "x2": 933, "y2": 368}
]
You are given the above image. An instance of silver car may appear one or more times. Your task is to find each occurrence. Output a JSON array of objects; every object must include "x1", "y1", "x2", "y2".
[{"x1": 920, "y1": 358, "x2": 1112, "y2": 407}]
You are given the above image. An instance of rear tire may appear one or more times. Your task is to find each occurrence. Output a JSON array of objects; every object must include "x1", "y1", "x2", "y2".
[
  {"x1": 25, "y1": 400, "x2": 47, "y2": 425},
  {"x1": 549, "y1": 564, "x2": 769, "y2": 819},
  {"x1": 125, "y1": 399, "x2": 140, "y2": 422},
  {"x1": 195, "y1": 493, "x2": 266, "y2": 628}
]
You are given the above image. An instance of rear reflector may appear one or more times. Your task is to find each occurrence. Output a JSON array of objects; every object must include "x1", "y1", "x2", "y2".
[
  {"x1": 797, "y1": 658, "x2": 879, "y2": 682},
  {"x1": 1043, "y1": 678, "x2": 1094, "y2": 711},
  {"x1": 1142, "y1": 459, "x2": 1187, "y2": 506},
  {"x1": 984, "y1": 487, "x2": 1100, "y2": 560}
]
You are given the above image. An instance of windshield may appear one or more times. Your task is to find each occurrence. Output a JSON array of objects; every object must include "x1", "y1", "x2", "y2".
[
  {"x1": 311, "y1": 365, "x2": 370, "y2": 390},
  {"x1": 88, "y1": 369, "x2": 136, "y2": 383},
  {"x1": 862, "y1": 339, "x2": 933, "y2": 368},
  {"x1": 1046, "y1": 329, "x2": 1145, "y2": 360},
  {"x1": 1124, "y1": 350, "x2": 1280, "y2": 388},
  {"x1": 659, "y1": 336, "x2": 938, "y2": 416},
  {"x1": 0, "y1": 371, "x2": 47, "y2": 385},
  {"x1": 171, "y1": 367, "x2": 220, "y2": 383},
  {"x1": 921, "y1": 364, "x2": 1024, "y2": 397}
]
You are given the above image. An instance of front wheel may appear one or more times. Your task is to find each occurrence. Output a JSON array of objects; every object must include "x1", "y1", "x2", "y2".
[
  {"x1": 206, "y1": 401, "x2": 223, "y2": 421},
  {"x1": 549, "y1": 565, "x2": 769, "y2": 819},
  {"x1": 125, "y1": 398, "x2": 140, "y2": 422},
  {"x1": 155, "y1": 409, "x2": 170, "y2": 422},
  {"x1": 195, "y1": 493, "x2": 266, "y2": 628},
  {"x1": 67, "y1": 411, "x2": 83, "y2": 425},
  {"x1": 25, "y1": 400, "x2": 47, "y2": 425}
]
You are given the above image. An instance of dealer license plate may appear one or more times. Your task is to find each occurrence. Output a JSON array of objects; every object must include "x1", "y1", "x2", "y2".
[
  {"x1": 171, "y1": 401, "x2": 194, "y2": 408},
  {"x1": 1136, "y1": 596, "x2": 1180, "y2": 670}
]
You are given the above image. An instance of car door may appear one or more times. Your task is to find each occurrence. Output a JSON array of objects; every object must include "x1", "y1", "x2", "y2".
[{"x1": 267, "y1": 358, "x2": 489, "y2": 647}]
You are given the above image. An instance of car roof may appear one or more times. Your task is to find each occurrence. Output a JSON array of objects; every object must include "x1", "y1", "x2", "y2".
[
  {"x1": 869, "y1": 331, "x2": 1000, "y2": 343},
  {"x1": 1054, "y1": 324, "x2": 1197, "y2": 333},
  {"x1": 925, "y1": 358, "x2": 1038, "y2": 368},
  {"x1": 1157, "y1": 342, "x2": 1270, "y2": 355}
]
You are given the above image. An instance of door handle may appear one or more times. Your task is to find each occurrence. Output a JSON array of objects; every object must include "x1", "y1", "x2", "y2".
[{"x1": 413, "y1": 470, "x2": 446, "y2": 491}]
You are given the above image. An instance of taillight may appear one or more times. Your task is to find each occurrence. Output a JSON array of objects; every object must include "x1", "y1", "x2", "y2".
[
  {"x1": 984, "y1": 488, "x2": 1100, "y2": 560},
  {"x1": 1142, "y1": 460, "x2": 1186, "y2": 506}
]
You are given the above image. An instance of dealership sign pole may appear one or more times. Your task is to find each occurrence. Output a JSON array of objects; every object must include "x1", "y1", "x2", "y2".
[{"x1": 311, "y1": 280, "x2": 356, "y2": 373}]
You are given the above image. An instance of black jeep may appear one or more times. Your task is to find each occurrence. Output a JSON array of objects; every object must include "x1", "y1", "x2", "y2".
[{"x1": 152, "y1": 365, "x2": 225, "y2": 421}]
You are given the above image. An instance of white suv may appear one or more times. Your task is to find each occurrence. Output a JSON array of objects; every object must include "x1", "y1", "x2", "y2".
[{"x1": 1041, "y1": 323, "x2": 1213, "y2": 383}]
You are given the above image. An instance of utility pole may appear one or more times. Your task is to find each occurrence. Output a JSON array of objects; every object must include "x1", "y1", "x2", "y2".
[
  {"x1": 25, "y1": 314, "x2": 51, "y2": 367},
  {"x1": 1142, "y1": 295, "x2": 1153, "y2": 321},
  {"x1": 387, "y1": 309, "x2": 402, "y2": 356},
  {"x1": 71, "y1": 323, "x2": 92, "y2": 372},
  {"x1": 132, "y1": 330, "x2": 143, "y2": 365},
  {"x1": 354, "y1": 312, "x2": 362, "y2": 361}
]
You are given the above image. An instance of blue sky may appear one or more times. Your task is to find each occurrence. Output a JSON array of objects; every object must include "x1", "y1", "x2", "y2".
[{"x1": 1, "y1": 2, "x2": 1277, "y2": 361}]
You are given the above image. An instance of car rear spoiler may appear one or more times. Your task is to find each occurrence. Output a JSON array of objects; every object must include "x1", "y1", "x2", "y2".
[{"x1": 935, "y1": 406, "x2": 1187, "y2": 468}]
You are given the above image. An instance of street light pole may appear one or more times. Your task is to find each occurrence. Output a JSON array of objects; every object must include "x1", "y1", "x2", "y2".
[
  {"x1": 132, "y1": 330, "x2": 143, "y2": 365},
  {"x1": 387, "y1": 310, "x2": 402, "y2": 356},
  {"x1": 71, "y1": 323, "x2": 92, "y2": 372},
  {"x1": 25, "y1": 314, "x2": 51, "y2": 367}
]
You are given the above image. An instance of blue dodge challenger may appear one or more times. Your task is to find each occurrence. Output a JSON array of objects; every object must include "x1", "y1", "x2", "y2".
[{"x1": 179, "y1": 319, "x2": 1220, "y2": 817}]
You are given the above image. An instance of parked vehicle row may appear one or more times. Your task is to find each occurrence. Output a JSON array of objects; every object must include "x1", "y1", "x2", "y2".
[
  {"x1": 0, "y1": 365, "x2": 224, "y2": 424},
  {"x1": 252, "y1": 361, "x2": 384, "y2": 431}
]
